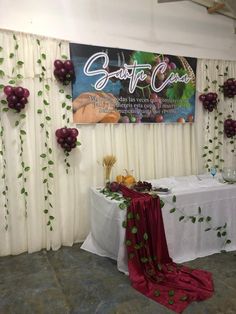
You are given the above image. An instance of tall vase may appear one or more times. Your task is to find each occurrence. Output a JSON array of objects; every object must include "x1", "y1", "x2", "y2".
[{"x1": 104, "y1": 166, "x2": 112, "y2": 186}]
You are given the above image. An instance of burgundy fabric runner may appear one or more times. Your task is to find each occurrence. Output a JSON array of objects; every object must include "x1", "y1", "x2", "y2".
[{"x1": 120, "y1": 185, "x2": 214, "y2": 313}]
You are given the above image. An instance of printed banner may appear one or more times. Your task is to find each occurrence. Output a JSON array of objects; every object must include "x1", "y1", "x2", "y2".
[{"x1": 70, "y1": 43, "x2": 197, "y2": 124}]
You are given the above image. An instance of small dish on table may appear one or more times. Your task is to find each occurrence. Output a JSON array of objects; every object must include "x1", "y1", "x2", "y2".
[{"x1": 152, "y1": 187, "x2": 171, "y2": 195}]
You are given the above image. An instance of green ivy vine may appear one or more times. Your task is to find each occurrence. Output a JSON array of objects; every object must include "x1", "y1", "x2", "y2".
[
  {"x1": 9, "y1": 34, "x2": 29, "y2": 217},
  {"x1": 202, "y1": 64, "x2": 225, "y2": 172},
  {"x1": 16, "y1": 113, "x2": 30, "y2": 217},
  {"x1": 218, "y1": 65, "x2": 236, "y2": 157},
  {"x1": 57, "y1": 45, "x2": 74, "y2": 174},
  {"x1": 9, "y1": 34, "x2": 24, "y2": 84},
  {"x1": 0, "y1": 51, "x2": 9, "y2": 230},
  {"x1": 0, "y1": 34, "x2": 30, "y2": 218},
  {"x1": 0, "y1": 124, "x2": 9, "y2": 230},
  {"x1": 202, "y1": 63, "x2": 236, "y2": 171},
  {"x1": 100, "y1": 187, "x2": 131, "y2": 228},
  {"x1": 36, "y1": 38, "x2": 55, "y2": 230},
  {"x1": 165, "y1": 194, "x2": 231, "y2": 251},
  {"x1": 100, "y1": 187, "x2": 232, "y2": 252}
]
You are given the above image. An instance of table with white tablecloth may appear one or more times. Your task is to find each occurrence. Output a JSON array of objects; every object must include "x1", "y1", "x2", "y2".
[{"x1": 81, "y1": 175, "x2": 236, "y2": 274}]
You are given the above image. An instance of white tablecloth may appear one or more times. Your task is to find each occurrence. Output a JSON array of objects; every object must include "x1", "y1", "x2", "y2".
[{"x1": 81, "y1": 175, "x2": 236, "y2": 274}]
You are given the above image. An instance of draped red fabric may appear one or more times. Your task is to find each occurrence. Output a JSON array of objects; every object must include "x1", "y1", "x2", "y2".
[{"x1": 120, "y1": 185, "x2": 214, "y2": 313}]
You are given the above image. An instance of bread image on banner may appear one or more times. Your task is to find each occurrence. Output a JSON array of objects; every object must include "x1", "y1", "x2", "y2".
[{"x1": 73, "y1": 91, "x2": 120, "y2": 123}]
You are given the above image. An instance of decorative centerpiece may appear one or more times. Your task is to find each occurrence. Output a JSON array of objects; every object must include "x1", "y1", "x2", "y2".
[
  {"x1": 199, "y1": 92, "x2": 218, "y2": 112},
  {"x1": 222, "y1": 78, "x2": 236, "y2": 98},
  {"x1": 55, "y1": 127, "x2": 79, "y2": 152},
  {"x1": 116, "y1": 169, "x2": 136, "y2": 187},
  {"x1": 105, "y1": 181, "x2": 120, "y2": 192},
  {"x1": 3, "y1": 85, "x2": 30, "y2": 112},
  {"x1": 53, "y1": 59, "x2": 75, "y2": 85},
  {"x1": 224, "y1": 118, "x2": 236, "y2": 138}
]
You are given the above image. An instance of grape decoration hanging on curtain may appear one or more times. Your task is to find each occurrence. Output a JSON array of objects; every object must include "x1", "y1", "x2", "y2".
[
  {"x1": 224, "y1": 119, "x2": 236, "y2": 138},
  {"x1": 55, "y1": 127, "x2": 79, "y2": 152},
  {"x1": 53, "y1": 60, "x2": 75, "y2": 85},
  {"x1": 222, "y1": 78, "x2": 236, "y2": 98},
  {"x1": 199, "y1": 92, "x2": 218, "y2": 112},
  {"x1": 3, "y1": 85, "x2": 30, "y2": 112}
]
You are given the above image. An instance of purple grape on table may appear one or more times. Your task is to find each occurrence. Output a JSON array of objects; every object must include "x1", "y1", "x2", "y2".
[
  {"x1": 133, "y1": 181, "x2": 152, "y2": 192},
  {"x1": 108, "y1": 181, "x2": 120, "y2": 192}
]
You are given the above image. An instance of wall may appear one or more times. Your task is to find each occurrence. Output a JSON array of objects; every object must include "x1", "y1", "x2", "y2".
[{"x1": 0, "y1": 0, "x2": 236, "y2": 61}]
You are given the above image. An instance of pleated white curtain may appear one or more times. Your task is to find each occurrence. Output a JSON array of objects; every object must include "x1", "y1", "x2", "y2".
[
  {"x1": 0, "y1": 29, "x2": 235, "y2": 257},
  {"x1": 0, "y1": 30, "x2": 80, "y2": 255}
]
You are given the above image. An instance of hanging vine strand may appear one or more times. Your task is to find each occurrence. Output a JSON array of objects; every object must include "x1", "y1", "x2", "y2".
[{"x1": 36, "y1": 38, "x2": 55, "y2": 231}]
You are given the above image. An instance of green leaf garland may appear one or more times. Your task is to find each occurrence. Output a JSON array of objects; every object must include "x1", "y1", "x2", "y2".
[
  {"x1": 166, "y1": 195, "x2": 231, "y2": 250},
  {"x1": 0, "y1": 125, "x2": 9, "y2": 230},
  {"x1": 36, "y1": 38, "x2": 55, "y2": 230}
]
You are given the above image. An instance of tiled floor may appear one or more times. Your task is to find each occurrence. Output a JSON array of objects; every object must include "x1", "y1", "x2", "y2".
[{"x1": 0, "y1": 244, "x2": 236, "y2": 313}]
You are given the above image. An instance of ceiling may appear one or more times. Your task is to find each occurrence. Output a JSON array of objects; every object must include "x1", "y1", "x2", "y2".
[{"x1": 157, "y1": 0, "x2": 236, "y2": 20}]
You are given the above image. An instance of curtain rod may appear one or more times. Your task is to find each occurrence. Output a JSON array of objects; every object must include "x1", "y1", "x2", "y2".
[{"x1": 0, "y1": 27, "x2": 69, "y2": 43}]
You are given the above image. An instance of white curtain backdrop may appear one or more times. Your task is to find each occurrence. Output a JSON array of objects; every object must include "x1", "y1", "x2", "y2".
[
  {"x1": 0, "y1": 30, "x2": 80, "y2": 255},
  {"x1": 0, "y1": 29, "x2": 235, "y2": 256}
]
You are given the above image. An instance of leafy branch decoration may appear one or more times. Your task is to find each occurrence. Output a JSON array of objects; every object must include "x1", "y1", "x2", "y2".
[
  {"x1": 0, "y1": 52, "x2": 9, "y2": 231},
  {"x1": 8, "y1": 33, "x2": 24, "y2": 86},
  {"x1": 1, "y1": 34, "x2": 30, "y2": 218},
  {"x1": 56, "y1": 46, "x2": 80, "y2": 174},
  {"x1": 165, "y1": 195, "x2": 231, "y2": 251},
  {"x1": 0, "y1": 124, "x2": 9, "y2": 230},
  {"x1": 36, "y1": 38, "x2": 55, "y2": 230},
  {"x1": 100, "y1": 187, "x2": 131, "y2": 229},
  {"x1": 17, "y1": 114, "x2": 30, "y2": 217},
  {"x1": 200, "y1": 63, "x2": 236, "y2": 172}
]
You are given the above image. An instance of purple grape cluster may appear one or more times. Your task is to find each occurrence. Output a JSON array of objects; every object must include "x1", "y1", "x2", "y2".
[
  {"x1": 224, "y1": 119, "x2": 236, "y2": 138},
  {"x1": 55, "y1": 127, "x2": 79, "y2": 152},
  {"x1": 199, "y1": 92, "x2": 218, "y2": 112},
  {"x1": 3, "y1": 85, "x2": 30, "y2": 112},
  {"x1": 223, "y1": 78, "x2": 236, "y2": 98},
  {"x1": 133, "y1": 181, "x2": 152, "y2": 192},
  {"x1": 106, "y1": 181, "x2": 120, "y2": 192},
  {"x1": 53, "y1": 60, "x2": 75, "y2": 85}
]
